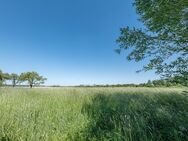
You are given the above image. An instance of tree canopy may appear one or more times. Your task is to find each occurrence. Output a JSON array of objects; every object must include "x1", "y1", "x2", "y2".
[
  {"x1": 117, "y1": 0, "x2": 188, "y2": 79},
  {"x1": 19, "y1": 72, "x2": 47, "y2": 88},
  {"x1": 0, "y1": 70, "x2": 47, "y2": 88},
  {"x1": 0, "y1": 70, "x2": 10, "y2": 86}
]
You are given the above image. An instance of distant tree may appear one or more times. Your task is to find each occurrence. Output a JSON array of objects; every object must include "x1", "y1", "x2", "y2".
[
  {"x1": 146, "y1": 80, "x2": 154, "y2": 87},
  {"x1": 9, "y1": 73, "x2": 20, "y2": 87},
  {"x1": 170, "y1": 74, "x2": 188, "y2": 86},
  {"x1": 152, "y1": 80, "x2": 159, "y2": 87},
  {"x1": 3, "y1": 73, "x2": 10, "y2": 85},
  {"x1": 19, "y1": 72, "x2": 47, "y2": 88},
  {"x1": 117, "y1": 0, "x2": 188, "y2": 80},
  {"x1": 0, "y1": 70, "x2": 10, "y2": 86},
  {"x1": 0, "y1": 70, "x2": 3, "y2": 86}
]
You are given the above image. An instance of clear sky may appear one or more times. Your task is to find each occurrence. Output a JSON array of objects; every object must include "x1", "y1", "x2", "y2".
[{"x1": 0, "y1": 0, "x2": 159, "y2": 86}]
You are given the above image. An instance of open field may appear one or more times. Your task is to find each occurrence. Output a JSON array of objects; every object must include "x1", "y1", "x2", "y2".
[{"x1": 0, "y1": 87, "x2": 188, "y2": 141}]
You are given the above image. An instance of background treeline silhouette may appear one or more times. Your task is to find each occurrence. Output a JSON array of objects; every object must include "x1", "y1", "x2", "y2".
[
  {"x1": 75, "y1": 78, "x2": 187, "y2": 87},
  {"x1": 1, "y1": 69, "x2": 187, "y2": 88},
  {"x1": 0, "y1": 70, "x2": 46, "y2": 88}
]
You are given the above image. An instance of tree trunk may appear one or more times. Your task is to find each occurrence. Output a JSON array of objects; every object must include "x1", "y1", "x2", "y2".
[
  {"x1": 30, "y1": 84, "x2": 33, "y2": 88},
  {"x1": 12, "y1": 80, "x2": 16, "y2": 88}
]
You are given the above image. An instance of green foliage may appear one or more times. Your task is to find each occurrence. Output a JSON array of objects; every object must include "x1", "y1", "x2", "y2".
[
  {"x1": 144, "y1": 77, "x2": 188, "y2": 87},
  {"x1": 146, "y1": 80, "x2": 154, "y2": 87},
  {"x1": 0, "y1": 70, "x2": 10, "y2": 86},
  {"x1": 0, "y1": 88, "x2": 187, "y2": 141},
  {"x1": 19, "y1": 72, "x2": 47, "y2": 88},
  {"x1": 0, "y1": 70, "x2": 3, "y2": 85},
  {"x1": 117, "y1": 0, "x2": 188, "y2": 79},
  {"x1": 0, "y1": 70, "x2": 47, "y2": 88}
]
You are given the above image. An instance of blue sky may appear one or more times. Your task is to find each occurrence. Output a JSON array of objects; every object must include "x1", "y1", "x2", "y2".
[{"x1": 0, "y1": 0, "x2": 158, "y2": 86}]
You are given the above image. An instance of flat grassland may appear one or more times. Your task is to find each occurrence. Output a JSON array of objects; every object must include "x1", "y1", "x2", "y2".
[{"x1": 0, "y1": 87, "x2": 188, "y2": 141}]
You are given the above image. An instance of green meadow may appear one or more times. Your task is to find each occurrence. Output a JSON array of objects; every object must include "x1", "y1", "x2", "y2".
[{"x1": 0, "y1": 87, "x2": 188, "y2": 141}]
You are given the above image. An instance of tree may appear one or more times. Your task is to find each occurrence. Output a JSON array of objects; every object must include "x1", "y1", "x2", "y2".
[
  {"x1": 146, "y1": 80, "x2": 154, "y2": 87},
  {"x1": 0, "y1": 70, "x2": 10, "y2": 86},
  {"x1": 9, "y1": 73, "x2": 20, "y2": 87},
  {"x1": 117, "y1": 0, "x2": 188, "y2": 79},
  {"x1": 19, "y1": 72, "x2": 47, "y2": 88},
  {"x1": 0, "y1": 70, "x2": 3, "y2": 86}
]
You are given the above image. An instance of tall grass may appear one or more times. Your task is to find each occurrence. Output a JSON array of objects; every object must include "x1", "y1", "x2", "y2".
[{"x1": 0, "y1": 87, "x2": 188, "y2": 141}]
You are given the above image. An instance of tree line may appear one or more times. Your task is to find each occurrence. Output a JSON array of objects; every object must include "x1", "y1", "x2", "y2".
[
  {"x1": 0, "y1": 70, "x2": 47, "y2": 88},
  {"x1": 76, "y1": 77, "x2": 187, "y2": 88},
  {"x1": 143, "y1": 77, "x2": 188, "y2": 87}
]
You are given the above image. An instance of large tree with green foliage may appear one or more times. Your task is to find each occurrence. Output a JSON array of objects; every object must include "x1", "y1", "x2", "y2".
[
  {"x1": 20, "y1": 72, "x2": 47, "y2": 88},
  {"x1": 117, "y1": 0, "x2": 188, "y2": 80},
  {"x1": 0, "y1": 70, "x2": 3, "y2": 86},
  {"x1": 0, "y1": 70, "x2": 10, "y2": 86}
]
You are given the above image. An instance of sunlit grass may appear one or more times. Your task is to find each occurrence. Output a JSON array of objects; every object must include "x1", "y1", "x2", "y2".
[{"x1": 0, "y1": 87, "x2": 188, "y2": 141}]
